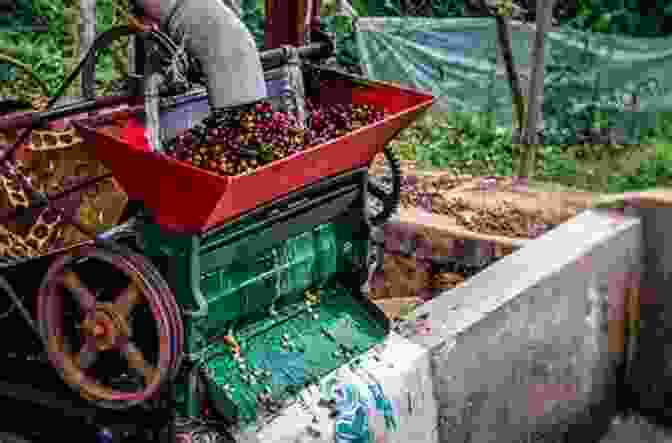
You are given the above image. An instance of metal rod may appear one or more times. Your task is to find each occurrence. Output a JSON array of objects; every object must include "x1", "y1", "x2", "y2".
[
  {"x1": 0, "y1": 94, "x2": 139, "y2": 131},
  {"x1": 260, "y1": 41, "x2": 332, "y2": 69}
]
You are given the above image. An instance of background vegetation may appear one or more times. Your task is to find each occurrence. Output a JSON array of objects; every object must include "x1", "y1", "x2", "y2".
[{"x1": 1, "y1": 0, "x2": 670, "y2": 193}]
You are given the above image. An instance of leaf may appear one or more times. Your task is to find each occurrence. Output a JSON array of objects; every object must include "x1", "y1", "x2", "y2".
[
  {"x1": 349, "y1": 0, "x2": 368, "y2": 15},
  {"x1": 592, "y1": 14, "x2": 611, "y2": 32}
]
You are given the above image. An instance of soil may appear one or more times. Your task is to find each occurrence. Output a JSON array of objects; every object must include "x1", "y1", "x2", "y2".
[
  {"x1": 371, "y1": 156, "x2": 599, "y2": 240},
  {"x1": 367, "y1": 157, "x2": 603, "y2": 320},
  {"x1": 369, "y1": 251, "x2": 467, "y2": 320}
]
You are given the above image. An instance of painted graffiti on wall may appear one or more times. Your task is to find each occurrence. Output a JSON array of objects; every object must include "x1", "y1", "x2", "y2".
[{"x1": 321, "y1": 366, "x2": 398, "y2": 443}]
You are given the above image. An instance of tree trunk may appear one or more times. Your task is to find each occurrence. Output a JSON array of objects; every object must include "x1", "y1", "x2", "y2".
[
  {"x1": 80, "y1": 0, "x2": 96, "y2": 98},
  {"x1": 493, "y1": 13, "x2": 526, "y2": 132},
  {"x1": 129, "y1": 0, "x2": 144, "y2": 96},
  {"x1": 517, "y1": 0, "x2": 555, "y2": 178},
  {"x1": 472, "y1": 0, "x2": 527, "y2": 162},
  {"x1": 62, "y1": 0, "x2": 80, "y2": 101},
  {"x1": 109, "y1": 0, "x2": 130, "y2": 95}
]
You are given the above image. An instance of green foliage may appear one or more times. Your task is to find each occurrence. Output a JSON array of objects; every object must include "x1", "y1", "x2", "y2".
[
  {"x1": 392, "y1": 111, "x2": 578, "y2": 182},
  {"x1": 537, "y1": 145, "x2": 579, "y2": 181},
  {"x1": 240, "y1": 0, "x2": 265, "y2": 50},
  {"x1": 390, "y1": 107, "x2": 672, "y2": 193},
  {"x1": 0, "y1": 0, "x2": 34, "y2": 29},
  {"x1": 0, "y1": 0, "x2": 65, "y2": 96},
  {"x1": 0, "y1": 0, "x2": 121, "y2": 97},
  {"x1": 563, "y1": 0, "x2": 672, "y2": 37},
  {"x1": 542, "y1": 20, "x2": 668, "y2": 147},
  {"x1": 606, "y1": 142, "x2": 672, "y2": 191},
  {"x1": 3, "y1": 0, "x2": 670, "y2": 196},
  {"x1": 642, "y1": 111, "x2": 672, "y2": 142},
  {"x1": 363, "y1": 0, "x2": 468, "y2": 17},
  {"x1": 320, "y1": 15, "x2": 361, "y2": 69},
  {"x1": 414, "y1": 111, "x2": 514, "y2": 175},
  {"x1": 349, "y1": 0, "x2": 370, "y2": 15}
]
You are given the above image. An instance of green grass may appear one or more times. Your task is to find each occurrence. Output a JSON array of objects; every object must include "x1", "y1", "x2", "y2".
[
  {"x1": 0, "y1": 0, "x2": 119, "y2": 98},
  {"x1": 388, "y1": 110, "x2": 672, "y2": 194}
]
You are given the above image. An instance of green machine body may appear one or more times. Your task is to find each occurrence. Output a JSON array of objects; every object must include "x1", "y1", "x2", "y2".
[{"x1": 138, "y1": 167, "x2": 390, "y2": 426}]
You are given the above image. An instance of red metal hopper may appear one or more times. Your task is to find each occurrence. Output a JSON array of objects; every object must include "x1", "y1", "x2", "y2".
[{"x1": 75, "y1": 75, "x2": 434, "y2": 233}]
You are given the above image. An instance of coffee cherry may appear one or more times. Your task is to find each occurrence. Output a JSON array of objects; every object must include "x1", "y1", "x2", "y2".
[{"x1": 164, "y1": 90, "x2": 387, "y2": 177}]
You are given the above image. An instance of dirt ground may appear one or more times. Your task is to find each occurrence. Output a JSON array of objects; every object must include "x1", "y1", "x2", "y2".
[
  {"x1": 368, "y1": 156, "x2": 601, "y2": 320},
  {"x1": 371, "y1": 156, "x2": 599, "y2": 240}
]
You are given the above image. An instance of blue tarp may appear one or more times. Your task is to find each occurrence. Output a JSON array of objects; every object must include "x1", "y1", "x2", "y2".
[{"x1": 355, "y1": 17, "x2": 672, "y2": 141}]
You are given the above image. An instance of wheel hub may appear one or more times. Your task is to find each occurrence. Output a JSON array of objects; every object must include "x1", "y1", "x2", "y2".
[{"x1": 80, "y1": 303, "x2": 130, "y2": 352}]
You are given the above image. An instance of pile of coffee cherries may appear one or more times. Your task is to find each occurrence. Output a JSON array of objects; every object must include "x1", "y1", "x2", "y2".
[
  {"x1": 163, "y1": 97, "x2": 387, "y2": 177},
  {"x1": 164, "y1": 101, "x2": 306, "y2": 176},
  {"x1": 304, "y1": 98, "x2": 386, "y2": 147}
]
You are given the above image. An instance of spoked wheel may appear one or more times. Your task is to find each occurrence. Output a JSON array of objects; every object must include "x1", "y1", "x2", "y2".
[
  {"x1": 367, "y1": 145, "x2": 402, "y2": 227},
  {"x1": 36, "y1": 245, "x2": 183, "y2": 409},
  {"x1": 364, "y1": 146, "x2": 401, "y2": 292}
]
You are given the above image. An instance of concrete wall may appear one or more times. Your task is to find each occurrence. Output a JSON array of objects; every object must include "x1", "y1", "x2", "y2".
[
  {"x1": 242, "y1": 209, "x2": 643, "y2": 442},
  {"x1": 405, "y1": 209, "x2": 642, "y2": 443},
  {"x1": 626, "y1": 207, "x2": 672, "y2": 423}
]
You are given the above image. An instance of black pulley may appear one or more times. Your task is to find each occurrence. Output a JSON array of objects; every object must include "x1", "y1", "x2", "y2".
[{"x1": 366, "y1": 145, "x2": 402, "y2": 227}]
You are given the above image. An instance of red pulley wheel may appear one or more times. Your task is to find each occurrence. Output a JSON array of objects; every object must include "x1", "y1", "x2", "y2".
[{"x1": 36, "y1": 245, "x2": 182, "y2": 409}]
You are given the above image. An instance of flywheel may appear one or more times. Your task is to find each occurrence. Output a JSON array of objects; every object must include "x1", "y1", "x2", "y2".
[
  {"x1": 36, "y1": 245, "x2": 183, "y2": 409},
  {"x1": 366, "y1": 145, "x2": 401, "y2": 227}
]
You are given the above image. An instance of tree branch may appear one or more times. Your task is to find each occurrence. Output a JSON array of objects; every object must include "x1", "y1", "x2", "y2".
[{"x1": 517, "y1": 0, "x2": 555, "y2": 177}]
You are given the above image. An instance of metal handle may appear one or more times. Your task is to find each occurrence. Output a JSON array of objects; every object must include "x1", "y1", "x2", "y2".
[{"x1": 260, "y1": 41, "x2": 333, "y2": 69}]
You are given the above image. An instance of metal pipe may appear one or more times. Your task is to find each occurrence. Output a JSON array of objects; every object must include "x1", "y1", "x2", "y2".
[
  {"x1": 0, "y1": 95, "x2": 139, "y2": 131},
  {"x1": 135, "y1": 0, "x2": 267, "y2": 110},
  {"x1": 260, "y1": 41, "x2": 333, "y2": 69}
]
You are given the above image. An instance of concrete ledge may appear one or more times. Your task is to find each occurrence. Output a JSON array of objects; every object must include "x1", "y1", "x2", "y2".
[{"x1": 406, "y1": 209, "x2": 642, "y2": 442}]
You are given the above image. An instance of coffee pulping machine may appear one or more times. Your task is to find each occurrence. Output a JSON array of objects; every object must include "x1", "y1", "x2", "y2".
[{"x1": 0, "y1": 1, "x2": 434, "y2": 441}]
